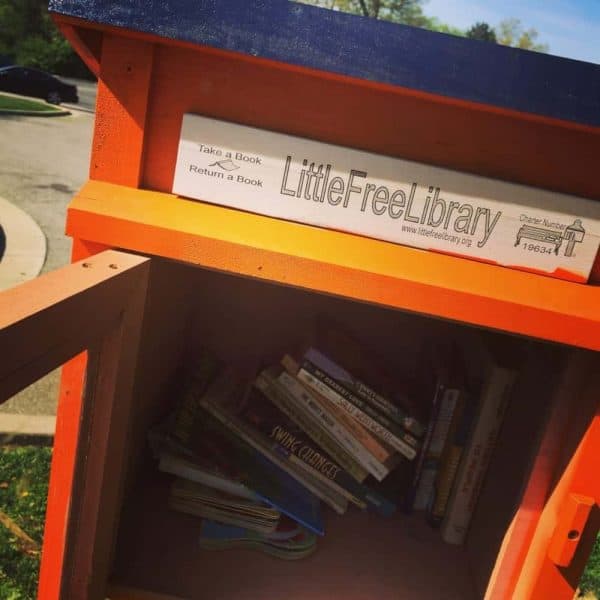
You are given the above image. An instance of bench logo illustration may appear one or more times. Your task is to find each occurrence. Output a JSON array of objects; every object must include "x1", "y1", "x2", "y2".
[{"x1": 515, "y1": 218, "x2": 585, "y2": 257}]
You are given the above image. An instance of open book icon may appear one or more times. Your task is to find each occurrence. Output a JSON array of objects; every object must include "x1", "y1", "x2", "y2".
[{"x1": 209, "y1": 159, "x2": 240, "y2": 171}]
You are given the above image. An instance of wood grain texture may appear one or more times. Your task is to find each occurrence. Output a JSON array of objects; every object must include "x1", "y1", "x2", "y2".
[
  {"x1": 482, "y1": 350, "x2": 594, "y2": 599},
  {"x1": 91, "y1": 35, "x2": 154, "y2": 186},
  {"x1": 513, "y1": 356, "x2": 600, "y2": 599},
  {"x1": 48, "y1": 0, "x2": 600, "y2": 127},
  {"x1": 0, "y1": 250, "x2": 152, "y2": 600},
  {"x1": 141, "y1": 44, "x2": 600, "y2": 204},
  {"x1": 67, "y1": 181, "x2": 600, "y2": 350}
]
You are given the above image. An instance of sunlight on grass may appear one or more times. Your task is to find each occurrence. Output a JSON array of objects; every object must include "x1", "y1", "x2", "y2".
[
  {"x1": 0, "y1": 94, "x2": 60, "y2": 112},
  {"x1": 0, "y1": 446, "x2": 52, "y2": 600}
]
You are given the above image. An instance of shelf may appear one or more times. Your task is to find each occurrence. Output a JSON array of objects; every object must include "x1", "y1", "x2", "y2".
[
  {"x1": 68, "y1": 180, "x2": 600, "y2": 351},
  {"x1": 111, "y1": 469, "x2": 475, "y2": 600}
]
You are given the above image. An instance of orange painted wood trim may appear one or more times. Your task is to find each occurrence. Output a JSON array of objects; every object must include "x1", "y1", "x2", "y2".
[
  {"x1": 53, "y1": 21, "x2": 101, "y2": 76},
  {"x1": 67, "y1": 180, "x2": 600, "y2": 350},
  {"x1": 484, "y1": 352, "x2": 594, "y2": 599},
  {"x1": 55, "y1": 14, "x2": 600, "y2": 279},
  {"x1": 71, "y1": 238, "x2": 110, "y2": 262},
  {"x1": 38, "y1": 352, "x2": 87, "y2": 600},
  {"x1": 2, "y1": 250, "x2": 153, "y2": 600},
  {"x1": 51, "y1": 14, "x2": 600, "y2": 138},
  {"x1": 91, "y1": 35, "x2": 154, "y2": 186},
  {"x1": 38, "y1": 239, "x2": 108, "y2": 598},
  {"x1": 516, "y1": 405, "x2": 600, "y2": 599}
]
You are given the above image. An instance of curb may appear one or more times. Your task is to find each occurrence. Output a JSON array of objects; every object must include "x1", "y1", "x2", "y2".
[
  {"x1": 0, "y1": 108, "x2": 71, "y2": 117},
  {"x1": 0, "y1": 196, "x2": 47, "y2": 291},
  {"x1": 0, "y1": 413, "x2": 55, "y2": 445}
]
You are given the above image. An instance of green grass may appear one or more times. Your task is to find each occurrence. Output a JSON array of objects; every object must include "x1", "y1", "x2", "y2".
[
  {"x1": 0, "y1": 446, "x2": 52, "y2": 600},
  {"x1": 0, "y1": 94, "x2": 60, "y2": 112},
  {"x1": 580, "y1": 534, "x2": 600, "y2": 598}
]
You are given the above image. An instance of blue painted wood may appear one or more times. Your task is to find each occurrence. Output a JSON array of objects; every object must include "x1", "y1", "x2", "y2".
[{"x1": 49, "y1": 0, "x2": 600, "y2": 127}]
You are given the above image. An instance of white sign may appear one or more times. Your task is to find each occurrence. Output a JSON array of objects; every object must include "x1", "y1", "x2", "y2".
[{"x1": 173, "y1": 114, "x2": 600, "y2": 282}]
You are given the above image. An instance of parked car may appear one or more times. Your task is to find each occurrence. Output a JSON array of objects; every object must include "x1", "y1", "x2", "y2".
[{"x1": 0, "y1": 66, "x2": 78, "y2": 104}]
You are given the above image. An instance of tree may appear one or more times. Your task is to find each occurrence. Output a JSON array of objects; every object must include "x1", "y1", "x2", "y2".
[
  {"x1": 0, "y1": 0, "x2": 93, "y2": 78},
  {"x1": 496, "y1": 18, "x2": 548, "y2": 52},
  {"x1": 466, "y1": 22, "x2": 497, "y2": 43},
  {"x1": 299, "y1": 0, "x2": 431, "y2": 27},
  {"x1": 296, "y1": 2, "x2": 549, "y2": 52}
]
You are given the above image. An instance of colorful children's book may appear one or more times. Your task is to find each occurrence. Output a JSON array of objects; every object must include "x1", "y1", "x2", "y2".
[
  {"x1": 441, "y1": 336, "x2": 518, "y2": 545},
  {"x1": 169, "y1": 478, "x2": 280, "y2": 534},
  {"x1": 150, "y1": 355, "x2": 326, "y2": 536},
  {"x1": 198, "y1": 370, "x2": 348, "y2": 515},
  {"x1": 304, "y1": 347, "x2": 424, "y2": 438},
  {"x1": 255, "y1": 371, "x2": 397, "y2": 517}
]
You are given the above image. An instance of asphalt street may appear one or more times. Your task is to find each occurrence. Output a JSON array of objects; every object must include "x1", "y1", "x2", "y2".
[
  {"x1": 0, "y1": 78, "x2": 96, "y2": 416},
  {"x1": 62, "y1": 76, "x2": 97, "y2": 112}
]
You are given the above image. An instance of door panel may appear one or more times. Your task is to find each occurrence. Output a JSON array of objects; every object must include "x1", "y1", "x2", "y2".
[
  {"x1": 0, "y1": 250, "x2": 150, "y2": 600},
  {"x1": 514, "y1": 362, "x2": 600, "y2": 599}
]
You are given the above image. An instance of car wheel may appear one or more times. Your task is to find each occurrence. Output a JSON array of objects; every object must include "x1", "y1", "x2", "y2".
[{"x1": 47, "y1": 91, "x2": 61, "y2": 105}]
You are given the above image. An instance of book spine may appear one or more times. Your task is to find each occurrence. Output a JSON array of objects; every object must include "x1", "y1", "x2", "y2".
[
  {"x1": 282, "y1": 355, "x2": 394, "y2": 464},
  {"x1": 158, "y1": 453, "x2": 259, "y2": 502},
  {"x1": 256, "y1": 373, "x2": 368, "y2": 483},
  {"x1": 278, "y1": 371, "x2": 391, "y2": 481},
  {"x1": 298, "y1": 364, "x2": 418, "y2": 461},
  {"x1": 403, "y1": 382, "x2": 444, "y2": 512},
  {"x1": 284, "y1": 445, "x2": 366, "y2": 510},
  {"x1": 305, "y1": 347, "x2": 424, "y2": 437},
  {"x1": 412, "y1": 459, "x2": 438, "y2": 511},
  {"x1": 302, "y1": 360, "x2": 421, "y2": 451},
  {"x1": 428, "y1": 390, "x2": 466, "y2": 526},
  {"x1": 245, "y1": 388, "x2": 366, "y2": 509},
  {"x1": 412, "y1": 388, "x2": 461, "y2": 510},
  {"x1": 429, "y1": 389, "x2": 475, "y2": 526},
  {"x1": 429, "y1": 445, "x2": 463, "y2": 526},
  {"x1": 311, "y1": 388, "x2": 394, "y2": 464},
  {"x1": 198, "y1": 396, "x2": 348, "y2": 515},
  {"x1": 256, "y1": 376, "x2": 395, "y2": 516},
  {"x1": 441, "y1": 367, "x2": 516, "y2": 545}
]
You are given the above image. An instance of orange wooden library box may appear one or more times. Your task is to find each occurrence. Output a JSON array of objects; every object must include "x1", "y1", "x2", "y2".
[{"x1": 1, "y1": 1, "x2": 599, "y2": 598}]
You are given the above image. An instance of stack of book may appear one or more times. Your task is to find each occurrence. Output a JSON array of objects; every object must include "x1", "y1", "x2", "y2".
[
  {"x1": 407, "y1": 335, "x2": 519, "y2": 545},
  {"x1": 148, "y1": 329, "x2": 519, "y2": 556},
  {"x1": 149, "y1": 338, "x2": 425, "y2": 557}
]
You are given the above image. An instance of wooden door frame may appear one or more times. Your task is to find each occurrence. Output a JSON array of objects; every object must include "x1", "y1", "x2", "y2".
[{"x1": 0, "y1": 249, "x2": 151, "y2": 600}]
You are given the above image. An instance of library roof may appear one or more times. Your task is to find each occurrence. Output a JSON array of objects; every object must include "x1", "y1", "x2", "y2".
[{"x1": 49, "y1": 0, "x2": 600, "y2": 128}]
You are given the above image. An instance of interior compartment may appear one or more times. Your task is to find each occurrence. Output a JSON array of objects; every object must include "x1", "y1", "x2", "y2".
[{"x1": 105, "y1": 257, "x2": 597, "y2": 600}]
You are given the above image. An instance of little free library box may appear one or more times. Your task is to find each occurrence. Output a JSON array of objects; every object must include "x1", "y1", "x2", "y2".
[{"x1": 3, "y1": 1, "x2": 598, "y2": 600}]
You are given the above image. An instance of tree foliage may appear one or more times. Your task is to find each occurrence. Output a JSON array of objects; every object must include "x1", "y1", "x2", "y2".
[
  {"x1": 297, "y1": 1, "x2": 548, "y2": 52},
  {"x1": 466, "y1": 22, "x2": 497, "y2": 43},
  {"x1": 0, "y1": 0, "x2": 92, "y2": 78},
  {"x1": 496, "y1": 18, "x2": 548, "y2": 52},
  {"x1": 302, "y1": 0, "x2": 431, "y2": 27}
]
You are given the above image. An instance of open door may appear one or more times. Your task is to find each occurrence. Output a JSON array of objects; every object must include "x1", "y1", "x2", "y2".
[
  {"x1": 0, "y1": 250, "x2": 150, "y2": 600},
  {"x1": 520, "y1": 397, "x2": 600, "y2": 599},
  {"x1": 497, "y1": 353, "x2": 600, "y2": 600}
]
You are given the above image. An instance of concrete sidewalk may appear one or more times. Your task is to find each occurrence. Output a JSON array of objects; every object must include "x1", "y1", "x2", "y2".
[
  {"x1": 0, "y1": 195, "x2": 46, "y2": 291},
  {"x1": 0, "y1": 194, "x2": 56, "y2": 439}
]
